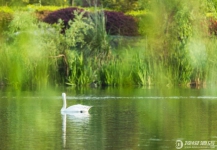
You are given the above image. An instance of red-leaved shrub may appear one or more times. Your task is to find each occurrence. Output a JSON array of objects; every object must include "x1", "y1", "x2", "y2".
[
  {"x1": 104, "y1": 11, "x2": 138, "y2": 36},
  {"x1": 43, "y1": 7, "x2": 86, "y2": 28},
  {"x1": 43, "y1": 7, "x2": 138, "y2": 36}
]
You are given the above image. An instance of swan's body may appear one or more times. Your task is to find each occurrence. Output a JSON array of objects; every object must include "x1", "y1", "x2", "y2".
[{"x1": 61, "y1": 93, "x2": 92, "y2": 113}]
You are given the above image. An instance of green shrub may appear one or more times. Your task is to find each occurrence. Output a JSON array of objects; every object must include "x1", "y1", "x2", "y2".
[{"x1": 0, "y1": 11, "x2": 60, "y2": 89}]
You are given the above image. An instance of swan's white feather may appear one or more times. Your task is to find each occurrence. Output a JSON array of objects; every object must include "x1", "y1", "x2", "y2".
[{"x1": 61, "y1": 93, "x2": 92, "y2": 113}]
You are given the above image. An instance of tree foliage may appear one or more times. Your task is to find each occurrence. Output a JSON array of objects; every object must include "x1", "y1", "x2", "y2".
[{"x1": 0, "y1": 0, "x2": 150, "y2": 12}]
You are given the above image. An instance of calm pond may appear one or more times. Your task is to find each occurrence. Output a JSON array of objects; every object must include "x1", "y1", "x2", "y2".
[{"x1": 0, "y1": 87, "x2": 217, "y2": 150}]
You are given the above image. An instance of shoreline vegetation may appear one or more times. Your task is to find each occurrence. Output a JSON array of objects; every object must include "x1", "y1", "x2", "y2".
[{"x1": 1, "y1": 1, "x2": 217, "y2": 89}]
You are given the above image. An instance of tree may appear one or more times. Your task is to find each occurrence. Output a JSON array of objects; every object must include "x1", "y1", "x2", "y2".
[{"x1": 100, "y1": 0, "x2": 139, "y2": 12}]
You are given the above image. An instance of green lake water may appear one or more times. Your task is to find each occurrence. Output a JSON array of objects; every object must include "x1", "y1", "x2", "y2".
[{"x1": 0, "y1": 87, "x2": 217, "y2": 150}]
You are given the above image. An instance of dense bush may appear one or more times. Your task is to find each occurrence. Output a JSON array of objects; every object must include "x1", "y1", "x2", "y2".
[
  {"x1": 43, "y1": 7, "x2": 86, "y2": 28},
  {"x1": 104, "y1": 11, "x2": 138, "y2": 36},
  {"x1": 43, "y1": 7, "x2": 138, "y2": 36}
]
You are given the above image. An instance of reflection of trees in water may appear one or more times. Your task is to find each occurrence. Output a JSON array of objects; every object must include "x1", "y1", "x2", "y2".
[{"x1": 62, "y1": 113, "x2": 90, "y2": 149}]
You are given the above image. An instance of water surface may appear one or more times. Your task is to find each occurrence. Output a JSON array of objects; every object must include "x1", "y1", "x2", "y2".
[{"x1": 0, "y1": 87, "x2": 217, "y2": 149}]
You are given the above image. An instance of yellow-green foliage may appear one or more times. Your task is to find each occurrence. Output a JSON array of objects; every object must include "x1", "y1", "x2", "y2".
[
  {"x1": 207, "y1": 12, "x2": 217, "y2": 18},
  {"x1": 125, "y1": 10, "x2": 147, "y2": 17},
  {"x1": 125, "y1": 10, "x2": 154, "y2": 36},
  {"x1": 0, "y1": 6, "x2": 14, "y2": 13},
  {"x1": 0, "y1": 5, "x2": 61, "y2": 12},
  {"x1": 25, "y1": 5, "x2": 63, "y2": 11}
]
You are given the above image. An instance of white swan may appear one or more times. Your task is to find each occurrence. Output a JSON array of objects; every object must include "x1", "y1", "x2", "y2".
[{"x1": 61, "y1": 93, "x2": 92, "y2": 113}]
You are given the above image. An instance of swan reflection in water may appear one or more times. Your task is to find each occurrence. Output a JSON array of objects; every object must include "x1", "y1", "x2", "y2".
[
  {"x1": 62, "y1": 112, "x2": 91, "y2": 148},
  {"x1": 61, "y1": 93, "x2": 92, "y2": 149}
]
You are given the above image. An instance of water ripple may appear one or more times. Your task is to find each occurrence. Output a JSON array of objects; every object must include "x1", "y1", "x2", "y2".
[
  {"x1": 66, "y1": 96, "x2": 217, "y2": 100},
  {"x1": 1, "y1": 95, "x2": 217, "y2": 100}
]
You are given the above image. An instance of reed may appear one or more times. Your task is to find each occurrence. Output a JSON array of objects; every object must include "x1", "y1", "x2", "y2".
[{"x1": 98, "y1": 56, "x2": 132, "y2": 86}]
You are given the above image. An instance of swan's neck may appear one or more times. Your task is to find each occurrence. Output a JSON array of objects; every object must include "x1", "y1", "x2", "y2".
[{"x1": 62, "y1": 93, "x2": 67, "y2": 111}]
